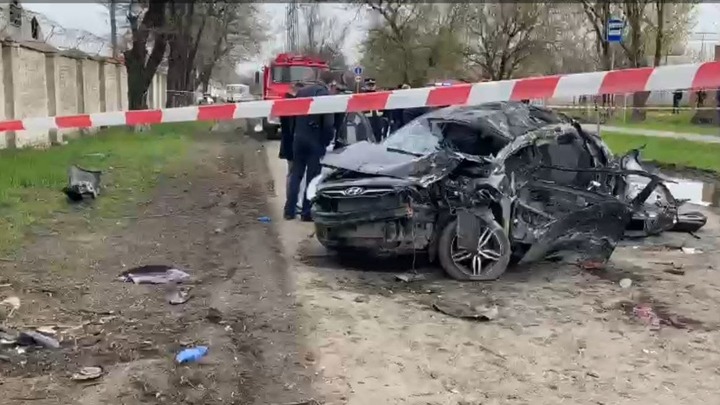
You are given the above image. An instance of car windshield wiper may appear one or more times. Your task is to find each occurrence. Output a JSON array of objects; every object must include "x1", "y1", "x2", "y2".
[{"x1": 385, "y1": 147, "x2": 423, "y2": 157}]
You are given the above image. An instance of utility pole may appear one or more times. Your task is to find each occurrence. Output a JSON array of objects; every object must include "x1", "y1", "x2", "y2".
[{"x1": 109, "y1": 0, "x2": 118, "y2": 58}]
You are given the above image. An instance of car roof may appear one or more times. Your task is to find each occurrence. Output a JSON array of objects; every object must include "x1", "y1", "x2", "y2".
[{"x1": 419, "y1": 102, "x2": 565, "y2": 139}]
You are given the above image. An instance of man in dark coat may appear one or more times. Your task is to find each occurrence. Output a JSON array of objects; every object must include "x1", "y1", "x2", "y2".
[
  {"x1": 278, "y1": 82, "x2": 304, "y2": 166},
  {"x1": 284, "y1": 71, "x2": 336, "y2": 221}
]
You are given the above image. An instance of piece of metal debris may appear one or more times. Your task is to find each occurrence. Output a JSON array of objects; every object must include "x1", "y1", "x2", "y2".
[
  {"x1": 168, "y1": 289, "x2": 191, "y2": 305},
  {"x1": 17, "y1": 331, "x2": 60, "y2": 349},
  {"x1": 432, "y1": 299, "x2": 498, "y2": 322},
  {"x1": 63, "y1": 165, "x2": 101, "y2": 201},
  {"x1": 663, "y1": 269, "x2": 685, "y2": 276},
  {"x1": 681, "y1": 247, "x2": 701, "y2": 254},
  {"x1": 118, "y1": 265, "x2": 190, "y2": 284},
  {"x1": 395, "y1": 273, "x2": 428, "y2": 282},
  {"x1": 619, "y1": 278, "x2": 633, "y2": 289},
  {"x1": 71, "y1": 366, "x2": 104, "y2": 381}
]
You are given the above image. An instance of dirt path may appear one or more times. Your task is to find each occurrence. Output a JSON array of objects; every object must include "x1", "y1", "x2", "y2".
[
  {"x1": 0, "y1": 132, "x2": 314, "y2": 404},
  {"x1": 265, "y1": 140, "x2": 720, "y2": 405}
]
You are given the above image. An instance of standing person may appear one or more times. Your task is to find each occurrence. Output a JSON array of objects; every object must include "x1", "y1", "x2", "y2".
[
  {"x1": 362, "y1": 78, "x2": 389, "y2": 141},
  {"x1": 672, "y1": 89, "x2": 683, "y2": 114},
  {"x1": 697, "y1": 89, "x2": 706, "y2": 108},
  {"x1": 389, "y1": 84, "x2": 411, "y2": 133},
  {"x1": 279, "y1": 82, "x2": 304, "y2": 189},
  {"x1": 284, "y1": 71, "x2": 336, "y2": 222}
]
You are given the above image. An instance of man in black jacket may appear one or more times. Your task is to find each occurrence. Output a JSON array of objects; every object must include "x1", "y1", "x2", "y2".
[
  {"x1": 279, "y1": 82, "x2": 304, "y2": 166},
  {"x1": 284, "y1": 71, "x2": 336, "y2": 221}
]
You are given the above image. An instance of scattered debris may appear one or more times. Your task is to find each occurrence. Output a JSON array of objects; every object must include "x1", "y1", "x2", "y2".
[
  {"x1": 578, "y1": 260, "x2": 606, "y2": 271},
  {"x1": 206, "y1": 307, "x2": 223, "y2": 323},
  {"x1": 36, "y1": 326, "x2": 57, "y2": 335},
  {"x1": 395, "y1": 273, "x2": 428, "y2": 282},
  {"x1": 63, "y1": 165, "x2": 101, "y2": 201},
  {"x1": 71, "y1": 366, "x2": 104, "y2": 381},
  {"x1": 354, "y1": 295, "x2": 370, "y2": 303},
  {"x1": 0, "y1": 325, "x2": 18, "y2": 345},
  {"x1": 175, "y1": 346, "x2": 208, "y2": 364},
  {"x1": 586, "y1": 371, "x2": 600, "y2": 378},
  {"x1": 168, "y1": 289, "x2": 191, "y2": 305},
  {"x1": 17, "y1": 331, "x2": 60, "y2": 349},
  {"x1": 619, "y1": 278, "x2": 633, "y2": 289},
  {"x1": 632, "y1": 304, "x2": 661, "y2": 330},
  {"x1": 1, "y1": 296, "x2": 20, "y2": 318},
  {"x1": 664, "y1": 269, "x2": 686, "y2": 276},
  {"x1": 273, "y1": 400, "x2": 320, "y2": 405},
  {"x1": 681, "y1": 247, "x2": 701, "y2": 255},
  {"x1": 118, "y1": 265, "x2": 190, "y2": 284},
  {"x1": 432, "y1": 299, "x2": 498, "y2": 322},
  {"x1": 258, "y1": 216, "x2": 272, "y2": 223}
]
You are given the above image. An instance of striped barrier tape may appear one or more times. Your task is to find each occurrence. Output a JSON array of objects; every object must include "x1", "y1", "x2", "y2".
[{"x1": 0, "y1": 61, "x2": 719, "y2": 133}]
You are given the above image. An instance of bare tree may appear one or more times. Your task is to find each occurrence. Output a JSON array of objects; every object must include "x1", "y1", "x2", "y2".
[
  {"x1": 300, "y1": 4, "x2": 350, "y2": 70},
  {"x1": 462, "y1": 3, "x2": 553, "y2": 81},
  {"x1": 358, "y1": 1, "x2": 433, "y2": 85},
  {"x1": 196, "y1": 3, "x2": 265, "y2": 92},
  {"x1": 124, "y1": 0, "x2": 169, "y2": 110}
]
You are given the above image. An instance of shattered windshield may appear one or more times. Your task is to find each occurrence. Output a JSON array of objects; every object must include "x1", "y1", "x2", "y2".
[{"x1": 382, "y1": 120, "x2": 441, "y2": 156}]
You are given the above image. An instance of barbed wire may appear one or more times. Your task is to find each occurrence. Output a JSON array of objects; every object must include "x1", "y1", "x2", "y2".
[{"x1": 0, "y1": 6, "x2": 113, "y2": 57}]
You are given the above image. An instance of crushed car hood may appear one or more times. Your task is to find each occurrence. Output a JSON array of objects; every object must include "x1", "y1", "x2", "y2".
[{"x1": 320, "y1": 141, "x2": 476, "y2": 186}]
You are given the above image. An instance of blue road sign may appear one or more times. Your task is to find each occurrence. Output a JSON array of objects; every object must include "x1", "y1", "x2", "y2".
[
  {"x1": 353, "y1": 66, "x2": 363, "y2": 76},
  {"x1": 607, "y1": 18, "x2": 624, "y2": 43}
]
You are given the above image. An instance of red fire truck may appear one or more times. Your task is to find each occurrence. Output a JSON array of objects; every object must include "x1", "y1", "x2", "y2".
[{"x1": 254, "y1": 53, "x2": 330, "y2": 139}]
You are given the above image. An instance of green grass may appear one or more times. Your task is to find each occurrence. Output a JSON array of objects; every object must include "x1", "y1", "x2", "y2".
[
  {"x1": 0, "y1": 122, "x2": 208, "y2": 253},
  {"x1": 605, "y1": 110, "x2": 720, "y2": 136},
  {"x1": 602, "y1": 131, "x2": 720, "y2": 173},
  {"x1": 556, "y1": 108, "x2": 720, "y2": 136}
]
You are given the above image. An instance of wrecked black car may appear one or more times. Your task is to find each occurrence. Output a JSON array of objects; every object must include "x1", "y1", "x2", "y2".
[{"x1": 306, "y1": 102, "x2": 706, "y2": 281}]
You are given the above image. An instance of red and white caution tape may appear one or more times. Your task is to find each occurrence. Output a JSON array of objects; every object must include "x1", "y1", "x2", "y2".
[{"x1": 1, "y1": 62, "x2": 718, "y2": 133}]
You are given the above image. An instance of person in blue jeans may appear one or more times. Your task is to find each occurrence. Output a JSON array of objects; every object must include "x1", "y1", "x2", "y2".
[{"x1": 284, "y1": 71, "x2": 336, "y2": 221}]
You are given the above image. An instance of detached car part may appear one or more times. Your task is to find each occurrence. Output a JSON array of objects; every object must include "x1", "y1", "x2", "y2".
[{"x1": 63, "y1": 165, "x2": 101, "y2": 202}]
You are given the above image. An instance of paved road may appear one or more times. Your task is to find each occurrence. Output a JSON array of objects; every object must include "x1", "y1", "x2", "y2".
[{"x1": 594, "y1": 125, "x2": 720, "y2": 144}]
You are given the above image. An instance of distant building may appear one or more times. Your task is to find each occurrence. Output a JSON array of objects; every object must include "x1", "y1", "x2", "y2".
[{"x1": 0, "y1": 0, "x2": 44, "y2": 42}]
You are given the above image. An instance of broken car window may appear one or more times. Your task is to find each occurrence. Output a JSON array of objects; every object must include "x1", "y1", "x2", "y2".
[{"x1": 382, "y1": 119, "x2": 441, "y2": 156}]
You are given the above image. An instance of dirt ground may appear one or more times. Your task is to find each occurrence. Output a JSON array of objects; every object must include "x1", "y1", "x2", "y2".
[
  {"x1": 264, "y1": 140, "x2": 720, "y2": 405},
  {"x1": 2, "y1": 124, "x2": 720, "y2": 405},
  {"x1": 0, "y1": 131, "x2": 315, "y2": 404}
]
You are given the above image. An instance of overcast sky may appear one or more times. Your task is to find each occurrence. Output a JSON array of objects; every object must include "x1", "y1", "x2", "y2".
[{"x1": 23, "y1": 2, "x2": 720, "y2": 75}]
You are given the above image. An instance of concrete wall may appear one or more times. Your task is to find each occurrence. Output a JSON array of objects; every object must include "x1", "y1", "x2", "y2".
[{"x1": 0, "y1": 41, "x2": 166, "y2": 149}]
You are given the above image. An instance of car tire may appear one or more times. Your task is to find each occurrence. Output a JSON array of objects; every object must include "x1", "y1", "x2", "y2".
[
  {"x1": 437, "y1": 216, "x2": 511, "y2": 281},
  {"x1": 671, "y1": 211, "x2": 707, "y2": 233}
]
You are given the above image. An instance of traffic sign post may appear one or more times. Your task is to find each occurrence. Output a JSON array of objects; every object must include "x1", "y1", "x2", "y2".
[
  {"x1": 354, "y1": 75, "x2": 362, "y2": 93},
  {"x1": 353, "y1": 66, "x2": 363, "y2": 76},
  {"x1": 606, "y1": 18, "x2": 624, "y2": 71}
]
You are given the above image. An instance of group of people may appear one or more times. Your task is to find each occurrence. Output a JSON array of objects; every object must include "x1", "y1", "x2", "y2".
[{"x1": 278, "y1": 74, "x2": 430, "y2": 222}]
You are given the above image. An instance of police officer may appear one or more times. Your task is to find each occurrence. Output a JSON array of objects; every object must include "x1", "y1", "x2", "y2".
[
  {"x1": 284, "y1": 71, "x2": 336, "y2": 221},
  {"x1": 362, "y1": 78, "x2": 389, "y2": 141}
]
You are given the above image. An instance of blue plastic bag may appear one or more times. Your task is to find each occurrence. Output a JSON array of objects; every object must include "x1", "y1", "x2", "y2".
[{"x1": 175, "y1": 346, "x2": 208, "y2": 364}]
